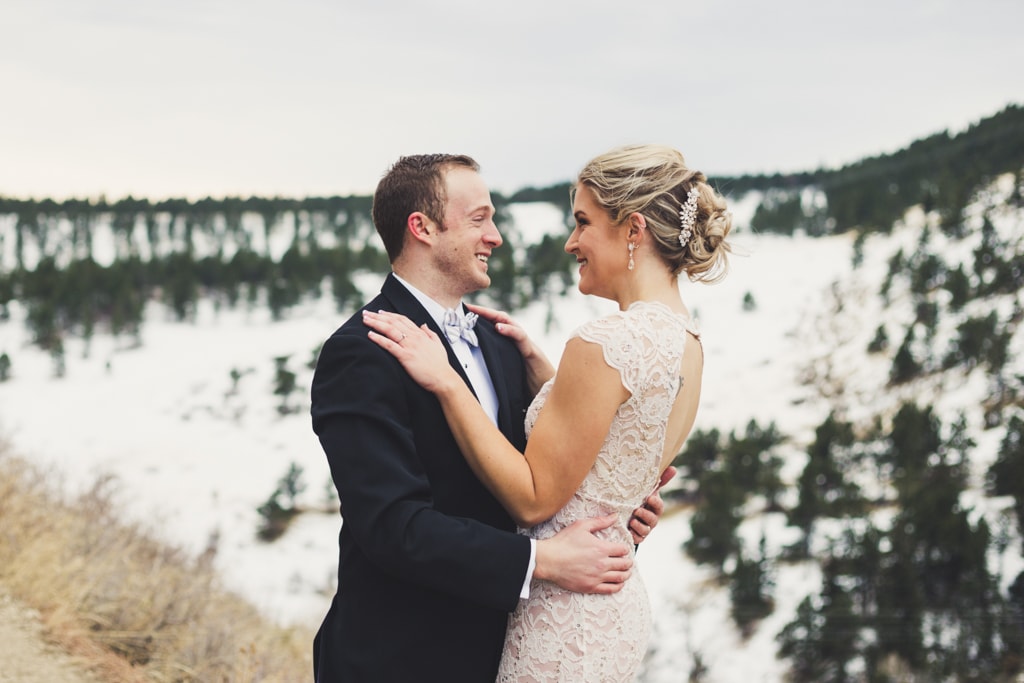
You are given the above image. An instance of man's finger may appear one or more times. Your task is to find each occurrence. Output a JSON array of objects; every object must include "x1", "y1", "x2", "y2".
[
  {"x1": 603, "y1": 542, "x2": 632, "y2": 559},
  {"x1": 657, "y1": 465, "x2": 677, "y2": 489},
  {"x1": 602, "y1": 573, "x2": 631, "y2": 587},
  {"x1": 604, "y1": 557, "x2": 633, "y2": 573},
  {"x1": 631, "y1": 507, "x2": 656, "y2": 528},
  {"x1": 593, "y1": 580, "x2": 628, "y2": 595},
  {"x1": 583, "y1": 514, "x2": 619, "y2": 534}
]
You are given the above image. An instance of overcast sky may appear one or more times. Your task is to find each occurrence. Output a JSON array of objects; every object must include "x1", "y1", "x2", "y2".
[{"x1": 2, "y1": 0, "x2": 1021, "y2": 201}]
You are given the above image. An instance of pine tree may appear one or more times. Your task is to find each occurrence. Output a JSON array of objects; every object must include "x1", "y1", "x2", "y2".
[
  {"x1": 272, "y1": 355, "x2": 298, "y2": 415},
  {"x1": 778, "y1": 597, "x2": 829, "y2": 682},
  {"x1": 873, "y1": 524, "x2": 926, "y2": 671},
  {"x1": 1004, "y1": 571, "x2": 1024, "y2": 670},
  {"x1": 673, "y1": 427, "x2": 721, "y2": 500},
  {"x1": 778, "y1": 564, "x2": 862, "y2": 683},
  {"x1": 944, "y1": 263, "x2": 972, "y2": 310},
  {"x1": 866, "y1": 324, "x2": 888, "y2": 354},
  {"x1": 851, "y1": 231, "x2": 866, "y2": 269},
  {"x1": 816, "y1": 561, "x2": 861, "y2": 682},
  {"x1": 987, "y1": 416, "x2": 1024, "y2": 531},
  {"x1": 0, "y1": 272, "x2": 13, "y2": 321},
  {"x1": 276, "y1": 462, "x2": 306, "y2": 509},
  {"x1": 884, "y1": 402, "x2": 942, "y2": 499},
  {"x1": 730, "y1": 535, "x2": 774, "y2": 636},
  {"x1": 889, "y1": 326, "x2": 922, "y2": 384},
  {"x1": 879, "y1": 248, "x2": 904, "y2": 302},
  {"x1": 944, "y1": 311, "x2": 1009, "y2": 372},
  {"x1": 50, "y1": 337, "x2": 66, "y2": 378},
  {"x1": 684, "y1": 468, "x2": 743, "y2": 572},
  {"x1": 723, "y1": 420, "x2": 783, "y2": 496},
  {"x1": 789, "y1": 413, "x2": 862, "y2": 552}
]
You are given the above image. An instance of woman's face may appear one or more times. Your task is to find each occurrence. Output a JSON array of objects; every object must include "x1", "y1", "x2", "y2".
[{"x1": 564, "y1": 184, "x2": 626, "y2": 300}]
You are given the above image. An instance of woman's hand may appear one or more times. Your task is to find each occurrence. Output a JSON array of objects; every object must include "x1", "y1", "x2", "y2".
[
  {"x1": 467, "y1": 303, "x2": 555, "y2": 394},
  {"x1": 363, "y1": 310, "x2": 461, "y2": 394}
]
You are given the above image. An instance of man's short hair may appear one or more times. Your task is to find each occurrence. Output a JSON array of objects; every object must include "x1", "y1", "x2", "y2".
[{"x1": 371, "y1": 154, "x2": 480, "y2": 262}]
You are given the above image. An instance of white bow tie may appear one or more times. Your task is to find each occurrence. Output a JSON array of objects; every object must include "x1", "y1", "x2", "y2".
[{"x1": 443, "y1": 308, "x2": 479, "y2": 347}]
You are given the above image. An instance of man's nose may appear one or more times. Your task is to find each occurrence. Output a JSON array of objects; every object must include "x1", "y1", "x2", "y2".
[{"x1": 486, "y1": 220, "x2": 503, "y2": 247}]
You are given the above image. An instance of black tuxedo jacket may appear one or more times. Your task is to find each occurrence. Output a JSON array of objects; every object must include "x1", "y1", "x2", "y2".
[{"x1": 311, "y1": 274, "x2": 533, "y2": 682}]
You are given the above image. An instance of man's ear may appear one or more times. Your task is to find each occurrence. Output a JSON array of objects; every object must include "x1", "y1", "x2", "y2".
[{"x1": 407, "y1": 212, "x2": 435, "y2": 244}]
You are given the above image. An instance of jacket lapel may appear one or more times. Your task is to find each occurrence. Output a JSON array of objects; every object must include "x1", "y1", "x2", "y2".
[
  {"x1": 379, "y1": 274, "x2": 477, "y2": 397},
  {"x1": 473, "y1": 318, "x2": 514, "y2": 437}
]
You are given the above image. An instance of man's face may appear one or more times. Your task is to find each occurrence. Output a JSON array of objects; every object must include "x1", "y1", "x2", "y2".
[{"x1": 432, "y1": 167, "x2": 503, "y2": 298}]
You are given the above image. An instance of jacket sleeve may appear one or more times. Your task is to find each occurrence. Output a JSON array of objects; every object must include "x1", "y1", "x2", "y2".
[{"x1": 311, "y1": 330, "x2": 531, "y2": 612}]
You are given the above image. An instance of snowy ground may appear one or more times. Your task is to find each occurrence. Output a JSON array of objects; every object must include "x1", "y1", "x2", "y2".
[{"x1": 1, "y1": 195, "x2": 1017, "y2": 682}]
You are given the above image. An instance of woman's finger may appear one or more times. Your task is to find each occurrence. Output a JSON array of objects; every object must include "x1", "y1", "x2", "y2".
[
  {"x1": 365, "y1": 309, "x2": 418, "y2": 331},
  {"x1": 466, "y1": 303, "x2": 511, "y2": 324},
  {"x1": 418, "y1": 324, "x2": 441, "y2": 343},
  {"x1": 464, "y1": 305, "x2": 525, "y2": 337},
  {"x1": 362, "y1": 311, "x2": 409, "y2": 343},
  {"x1": 367, "y1": 329, "x2": 401, "y2": 351},
  {"x1": 495, "y1": 322, "x2": 527, "y2": 342}
]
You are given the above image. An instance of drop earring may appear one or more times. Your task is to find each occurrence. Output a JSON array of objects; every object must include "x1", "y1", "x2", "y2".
[{"x1": 627, "y1": 242, "x2": 636, "y2": 271}]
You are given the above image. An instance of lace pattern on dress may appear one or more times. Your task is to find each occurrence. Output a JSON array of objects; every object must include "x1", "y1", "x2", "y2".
[{"x1": 498, "y1": 301, "x2": 699, "y2": 683}]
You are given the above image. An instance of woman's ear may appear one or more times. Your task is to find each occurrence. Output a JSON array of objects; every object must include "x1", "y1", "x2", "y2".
[{"x1": 628, "y1": 212, "x2": 647, "y2": 240}]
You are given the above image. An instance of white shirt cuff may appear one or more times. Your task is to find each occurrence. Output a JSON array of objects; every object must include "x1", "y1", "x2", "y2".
[{"x1": 520, "y1": 539, "x2": 537, "y2": 599}]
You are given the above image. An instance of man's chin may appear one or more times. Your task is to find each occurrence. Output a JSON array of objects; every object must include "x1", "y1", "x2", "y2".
[{"x1": 457, "y1": 279, "x2": 490, "y2": 298}]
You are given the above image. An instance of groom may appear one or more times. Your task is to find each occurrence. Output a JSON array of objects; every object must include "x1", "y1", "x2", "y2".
[{"x1": 311, "y1": 154, "x2": 667, "y2": 682}]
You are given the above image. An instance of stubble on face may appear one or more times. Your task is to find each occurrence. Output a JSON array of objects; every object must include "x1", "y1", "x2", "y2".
[{"x1": 430, "y1": 167, "x2": 501, "y2": 303}]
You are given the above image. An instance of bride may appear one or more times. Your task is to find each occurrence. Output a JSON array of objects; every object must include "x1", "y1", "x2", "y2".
[{"x1": 364, "y1": 144, "x2": 732, "y2": 682}]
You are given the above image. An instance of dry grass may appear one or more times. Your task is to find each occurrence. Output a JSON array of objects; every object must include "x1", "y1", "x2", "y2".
[{"x1": 0, "y1": 446, "x2": 313, "y2": 682}]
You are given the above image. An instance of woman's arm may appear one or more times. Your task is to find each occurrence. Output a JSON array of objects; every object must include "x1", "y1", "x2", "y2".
[
  {"x1": 441, "y1": 336, "x2": 626, "y2": 526},
  {"x1": 363, "y1": 310, "x2": 627, "y2": 527}
]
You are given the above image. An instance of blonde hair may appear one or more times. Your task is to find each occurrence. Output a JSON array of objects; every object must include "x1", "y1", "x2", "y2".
[{"x1": 573, "y1": 144, "x2": 731, "y2": 282}]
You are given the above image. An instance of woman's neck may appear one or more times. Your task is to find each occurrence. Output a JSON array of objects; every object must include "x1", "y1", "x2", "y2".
[{"x1": 616, "y1": 268, "x2": 685, "y2": 314}]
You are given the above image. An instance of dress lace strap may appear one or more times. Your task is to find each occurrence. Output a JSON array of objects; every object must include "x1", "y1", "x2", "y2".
[{"x1": 572, "y1": 301, "x2": 695, "y2": 395}]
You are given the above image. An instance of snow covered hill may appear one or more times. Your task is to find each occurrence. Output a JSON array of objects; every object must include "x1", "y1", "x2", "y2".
[{"x1": 0, "y1": 182, "x2": 1021, "y2": 682}]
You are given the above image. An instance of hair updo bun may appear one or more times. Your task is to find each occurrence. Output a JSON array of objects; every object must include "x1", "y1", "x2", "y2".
[{"x1": 574, "y1": 144, "x2": 732, "y2": 282}]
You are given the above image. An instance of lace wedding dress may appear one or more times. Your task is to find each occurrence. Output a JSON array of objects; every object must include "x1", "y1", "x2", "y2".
[{"x1": 497, "y1": 301, "x2": 700, "y2": 683}]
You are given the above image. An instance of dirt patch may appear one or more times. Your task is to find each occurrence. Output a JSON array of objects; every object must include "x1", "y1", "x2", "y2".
[{"x1": 0, "y1": 590, "x2": 100, "y2": 683}]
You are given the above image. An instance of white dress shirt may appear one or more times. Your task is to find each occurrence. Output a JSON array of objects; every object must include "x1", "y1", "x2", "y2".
[{"x1": 393, "y1": 275, "x2": 500, "y2": 425}]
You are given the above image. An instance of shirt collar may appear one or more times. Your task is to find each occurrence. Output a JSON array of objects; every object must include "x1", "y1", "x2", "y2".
[{"x1": 392, "y1": 273, "x2": 462, "y2": 330}]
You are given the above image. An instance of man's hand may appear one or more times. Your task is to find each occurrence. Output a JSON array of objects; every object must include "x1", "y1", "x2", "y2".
[
  {"x1": 534, "y1": 515, "x2": 632, "y2": 594},
  {"x1": 629, "y1": 466, "x2": 677, "y2": 545}
]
